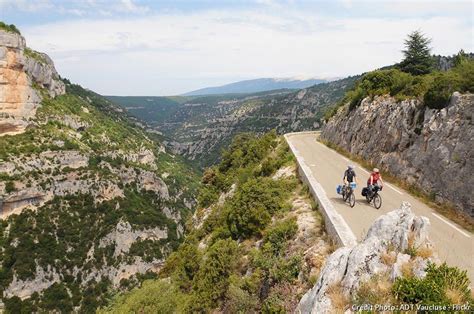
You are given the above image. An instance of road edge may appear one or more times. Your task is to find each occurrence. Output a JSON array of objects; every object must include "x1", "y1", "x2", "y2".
[{"x1": 285, "y1": 132, "x2": 357, "y2": 247}]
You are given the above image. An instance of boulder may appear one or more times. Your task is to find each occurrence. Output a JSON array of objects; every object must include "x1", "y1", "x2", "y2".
[{"x1": 297, "y1": 202, "x2": 435, "y2": 314}]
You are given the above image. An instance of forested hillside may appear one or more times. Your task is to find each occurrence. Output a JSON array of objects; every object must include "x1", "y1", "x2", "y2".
[
  {"x1": 112, "y1": 76, "x2": 359, "y2": 168},
  {"x1": 0, "y1": 26, "x2": 199, "y2": 312},
  {"x1": 101, "y1": 132, "x2": 333, "y2": 312}
]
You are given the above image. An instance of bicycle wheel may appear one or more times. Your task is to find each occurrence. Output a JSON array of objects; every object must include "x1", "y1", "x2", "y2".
[
  {"x1": 342, "y1": 187, "x2": 347, "y2": 201},
  {"x1": 373, "y1": 194, "x2": 382, "y2": 209},
  {"x1": 349, "y1": 192, "x2": 355, "y2": 207}
]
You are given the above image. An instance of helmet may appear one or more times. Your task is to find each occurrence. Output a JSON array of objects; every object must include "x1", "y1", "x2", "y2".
[
  {"x1": 373, "y1": 168, "x2": 379, "y2": 173},
  {"x1": 348, "y1": 165, "x2": 354, "y2": 170}
]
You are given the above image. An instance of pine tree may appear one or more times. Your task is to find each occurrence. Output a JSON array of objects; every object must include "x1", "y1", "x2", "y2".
[
  {"x1": 453, "y1": 49, "x2": 469, "y2": 67},
  {"x1": 399, "y1": 31, "x2": 433, "y2": 75}
]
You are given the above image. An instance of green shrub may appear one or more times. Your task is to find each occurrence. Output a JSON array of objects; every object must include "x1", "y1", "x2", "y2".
[
  {"x1": 225, "y1": 283, "x2": 259, "y2": 313},
  {"x1": 455, "y1": 59, "x2": 474, "y2": 92},
  {"x1": 262, "y1": 294, "x2": 286, "y2": 313},
  {"x1": 348, "y1": 86, "x2": 367, "y2": 110},
  {"x1": 219, "y1": 131, "x2": 277, "y2": 173},
  {"x1": 197, "y1": 185, "x2": 219, "y2": 208},
  {"x1": 335, "y1": 59, "x2": 474, "y2": 114},
  {"x1": 424, "y1": 72, "x2": 462, "y2": 109},
  {"x1": 5, "y1": 180, "x2": 15, "y2": 193},
  {"x1": 99, "y1": 280, "x2": 186, "y2": 313},
  {"x1": 40, "y1": 283, "x2": 73, "y2": 313},
  {"x1": 225, "y1": 178, "x2": 289, "y2": 239},
  {"x1": 0, "y1": 22, "x2": 20, "y2": 34},
  {"x1": 187, "y1": 239, "x2": 239, "y2": 311},
  {"x1": 270, "y1": 255, "x2": 302, "y2": 283},
  {"x1": 24, "y1": 47, "x2": 47, "y2": 65},
  {"x1": 263, "y1": 217, "x2": 298, "y2": 256},
  {"x1": 393, "y1": 262, "x2": 472, "y2": 305},
  {"x1": 161, "y1": 242, "x2": 202, "y2": 292},
  {"x1": 259, "y1": 158, "x2": 279, "y2": 177}
]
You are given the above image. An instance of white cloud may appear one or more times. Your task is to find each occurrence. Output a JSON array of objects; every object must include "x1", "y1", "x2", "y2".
[
  {"x1": 0, "y1": 0, "x2": 53, "y2": 11},
  {"x1": 117, "y1": 0, "x2": 149, "y2": 13},
  {"x1": 21, "y1": 8, "x2": 473, "y2": 95}
]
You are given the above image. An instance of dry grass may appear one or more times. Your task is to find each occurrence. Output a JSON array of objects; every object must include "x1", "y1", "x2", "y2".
[
  {"x1": 445, "y1": 287, "x2": 465, "y2": 304},
  {"x1": 401, "y1": 261, "x2": 414, "y2": 278},
  {"x1": 416, "y1": 245, "x2": 434, "y2": 259},
  {"x1": 355, "y1": 273, "x2": 394, "y2": 305},
  {"x1": 381, "y1": 251, "x2": 397, "y2": 266},
  {"x1": 319, "y1": 139, "x2": 474, "y2": 233},
  {"x1": 326, "y1": 283, "x2": 350, "y2": 312},
  {"x1": 405, "y1": 231, "x2": 434, "y2": 259}
]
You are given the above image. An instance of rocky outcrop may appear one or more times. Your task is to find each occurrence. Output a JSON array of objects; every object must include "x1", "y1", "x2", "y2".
[
  {"x1": 297, "y1": 202, "x2": 436, "y2": 313},
  {"x1": 3, "y1": 265, "x2": 61, "y2": 299},
  {"x1": 99, "y1": 220, "x2": 167, "y2": 258},
  {"x1": 321, "y1": 93, "x2": 474, "y2": 217},
  {"x1": 0, "y1": 30, "x2": 65, "y2": 135}
]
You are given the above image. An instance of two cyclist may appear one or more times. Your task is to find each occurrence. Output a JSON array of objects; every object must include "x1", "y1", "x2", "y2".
[{"x1": 342, "y1": 166, "x2": 384, "y2": 203}]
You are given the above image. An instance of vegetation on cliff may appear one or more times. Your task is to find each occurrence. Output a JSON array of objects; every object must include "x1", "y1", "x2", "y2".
[
  {"x1": 101, "y1": 132, "x2": 332, "y2": 312},
  {"x1": 0, "y1": 22, "x2": 20, "y2": 34},
  {"x1": 0, "y1": 81, "x2": 199, "y2": 312},
  {"x1": 324, "y1": 54, "x2": 473, "y2": 121}
]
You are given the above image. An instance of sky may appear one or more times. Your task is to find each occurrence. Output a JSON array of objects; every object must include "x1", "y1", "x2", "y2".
[{"x1": 1, "y1": 0, "x2": 472, "y2": 96}]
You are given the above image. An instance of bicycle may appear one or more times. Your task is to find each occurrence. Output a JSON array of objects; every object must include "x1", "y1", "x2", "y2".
[
  {"x1": 341, "y1": 182, "x2": 356, "y2": 208},
  {"x1": 366, "y1": 185, "x2": 382, "y2": 209}
]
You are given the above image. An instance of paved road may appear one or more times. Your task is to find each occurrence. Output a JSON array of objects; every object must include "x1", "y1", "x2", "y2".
[{"x1": 286, "y1": 132, "x2": 474, "y2": 284}]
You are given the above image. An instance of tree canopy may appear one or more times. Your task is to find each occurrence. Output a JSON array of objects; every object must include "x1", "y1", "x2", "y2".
[{"x1": 399, "y1": 30, "x2": 433, "y2": 75}]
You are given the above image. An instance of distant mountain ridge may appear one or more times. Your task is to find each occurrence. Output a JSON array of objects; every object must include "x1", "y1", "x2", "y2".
[{"x1": 183, "y1": 77, "x2": 328, "y2": 96}]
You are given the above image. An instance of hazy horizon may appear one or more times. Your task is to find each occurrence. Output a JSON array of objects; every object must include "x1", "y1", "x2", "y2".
[{"x1": 1, "y1": 0, "x2": 472, "y2": 96}]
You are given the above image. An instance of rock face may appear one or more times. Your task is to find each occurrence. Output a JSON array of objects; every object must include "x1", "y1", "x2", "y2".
[
  {"x1": 297, "y1": 202, "x2": 435, "y2": 314},
  {"x1": 99, "y1": 220, "x2": 168, "y2": 258},
  {"x1": 321, "y1": 93, "x2": 474, "y2": 217},
  {"x1": 0, "y1": 29, "x2": 65, "y2": 135}
]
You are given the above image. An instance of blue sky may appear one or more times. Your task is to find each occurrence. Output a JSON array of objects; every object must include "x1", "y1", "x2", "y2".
[{"x1": 1, "y1": 0, "x2": 472, "y2": 95}]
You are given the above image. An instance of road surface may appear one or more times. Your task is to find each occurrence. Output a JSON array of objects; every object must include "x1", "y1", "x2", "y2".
[{"x1": 286, "y1": 132, "x2": 474, "y2": 284}]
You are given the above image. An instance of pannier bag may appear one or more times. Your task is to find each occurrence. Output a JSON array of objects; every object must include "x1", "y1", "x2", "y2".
[
  {"x1": 361, "y1": 187, "x2": 368, "y2": 197},
  {"x1": 336, "y1": 185, "x2": 342, "y2": 195}
]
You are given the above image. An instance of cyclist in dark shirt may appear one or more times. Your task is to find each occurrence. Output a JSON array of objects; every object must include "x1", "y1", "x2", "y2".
[{"x1": 343, "y1": 165, "x2": 357, "y2": 185}]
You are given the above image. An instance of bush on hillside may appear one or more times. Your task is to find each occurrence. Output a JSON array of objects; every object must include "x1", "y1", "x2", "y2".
[
  {"x1": 325, "y1": 59, "x2": 474, "y2": 117},
  {"x1": 99, "y1": 280, "x2": 186, "y2": 313},
  {"x1": 219, "y1": 131, "x2": 277, "y2": 173},
  {"x1": 423, "y1": 72, "x2": 462, "y2": 109},
  {"x1": 393, "y1": 262, "x2": 473, "y2": 305},
  {"x1": 160, "y1": 242, "x2": 202, "y2": 292},
  {"x1": 0, "y1": 22, "x2": 20, "y2": 34},
  {"x1": 225, "y1": 177, "x2": 290, "y2": 239},
  {"x1": 263, "y1": 217, "x2": 298, "y2": 256},
  {"x1": 424, "y1": 61, "x2": 474, "y2": 109},
  {"x1": 187, "y1": 239, "x2": 239, "y2": 311}
]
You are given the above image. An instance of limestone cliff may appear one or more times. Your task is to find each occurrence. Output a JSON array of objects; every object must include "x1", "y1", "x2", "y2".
[
  {"x1": 321, "y1": 92, "x2": 473, "y2": 217},
  {"x1": 0, "y1": 29, "x2": 65, "y2": 135}
]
